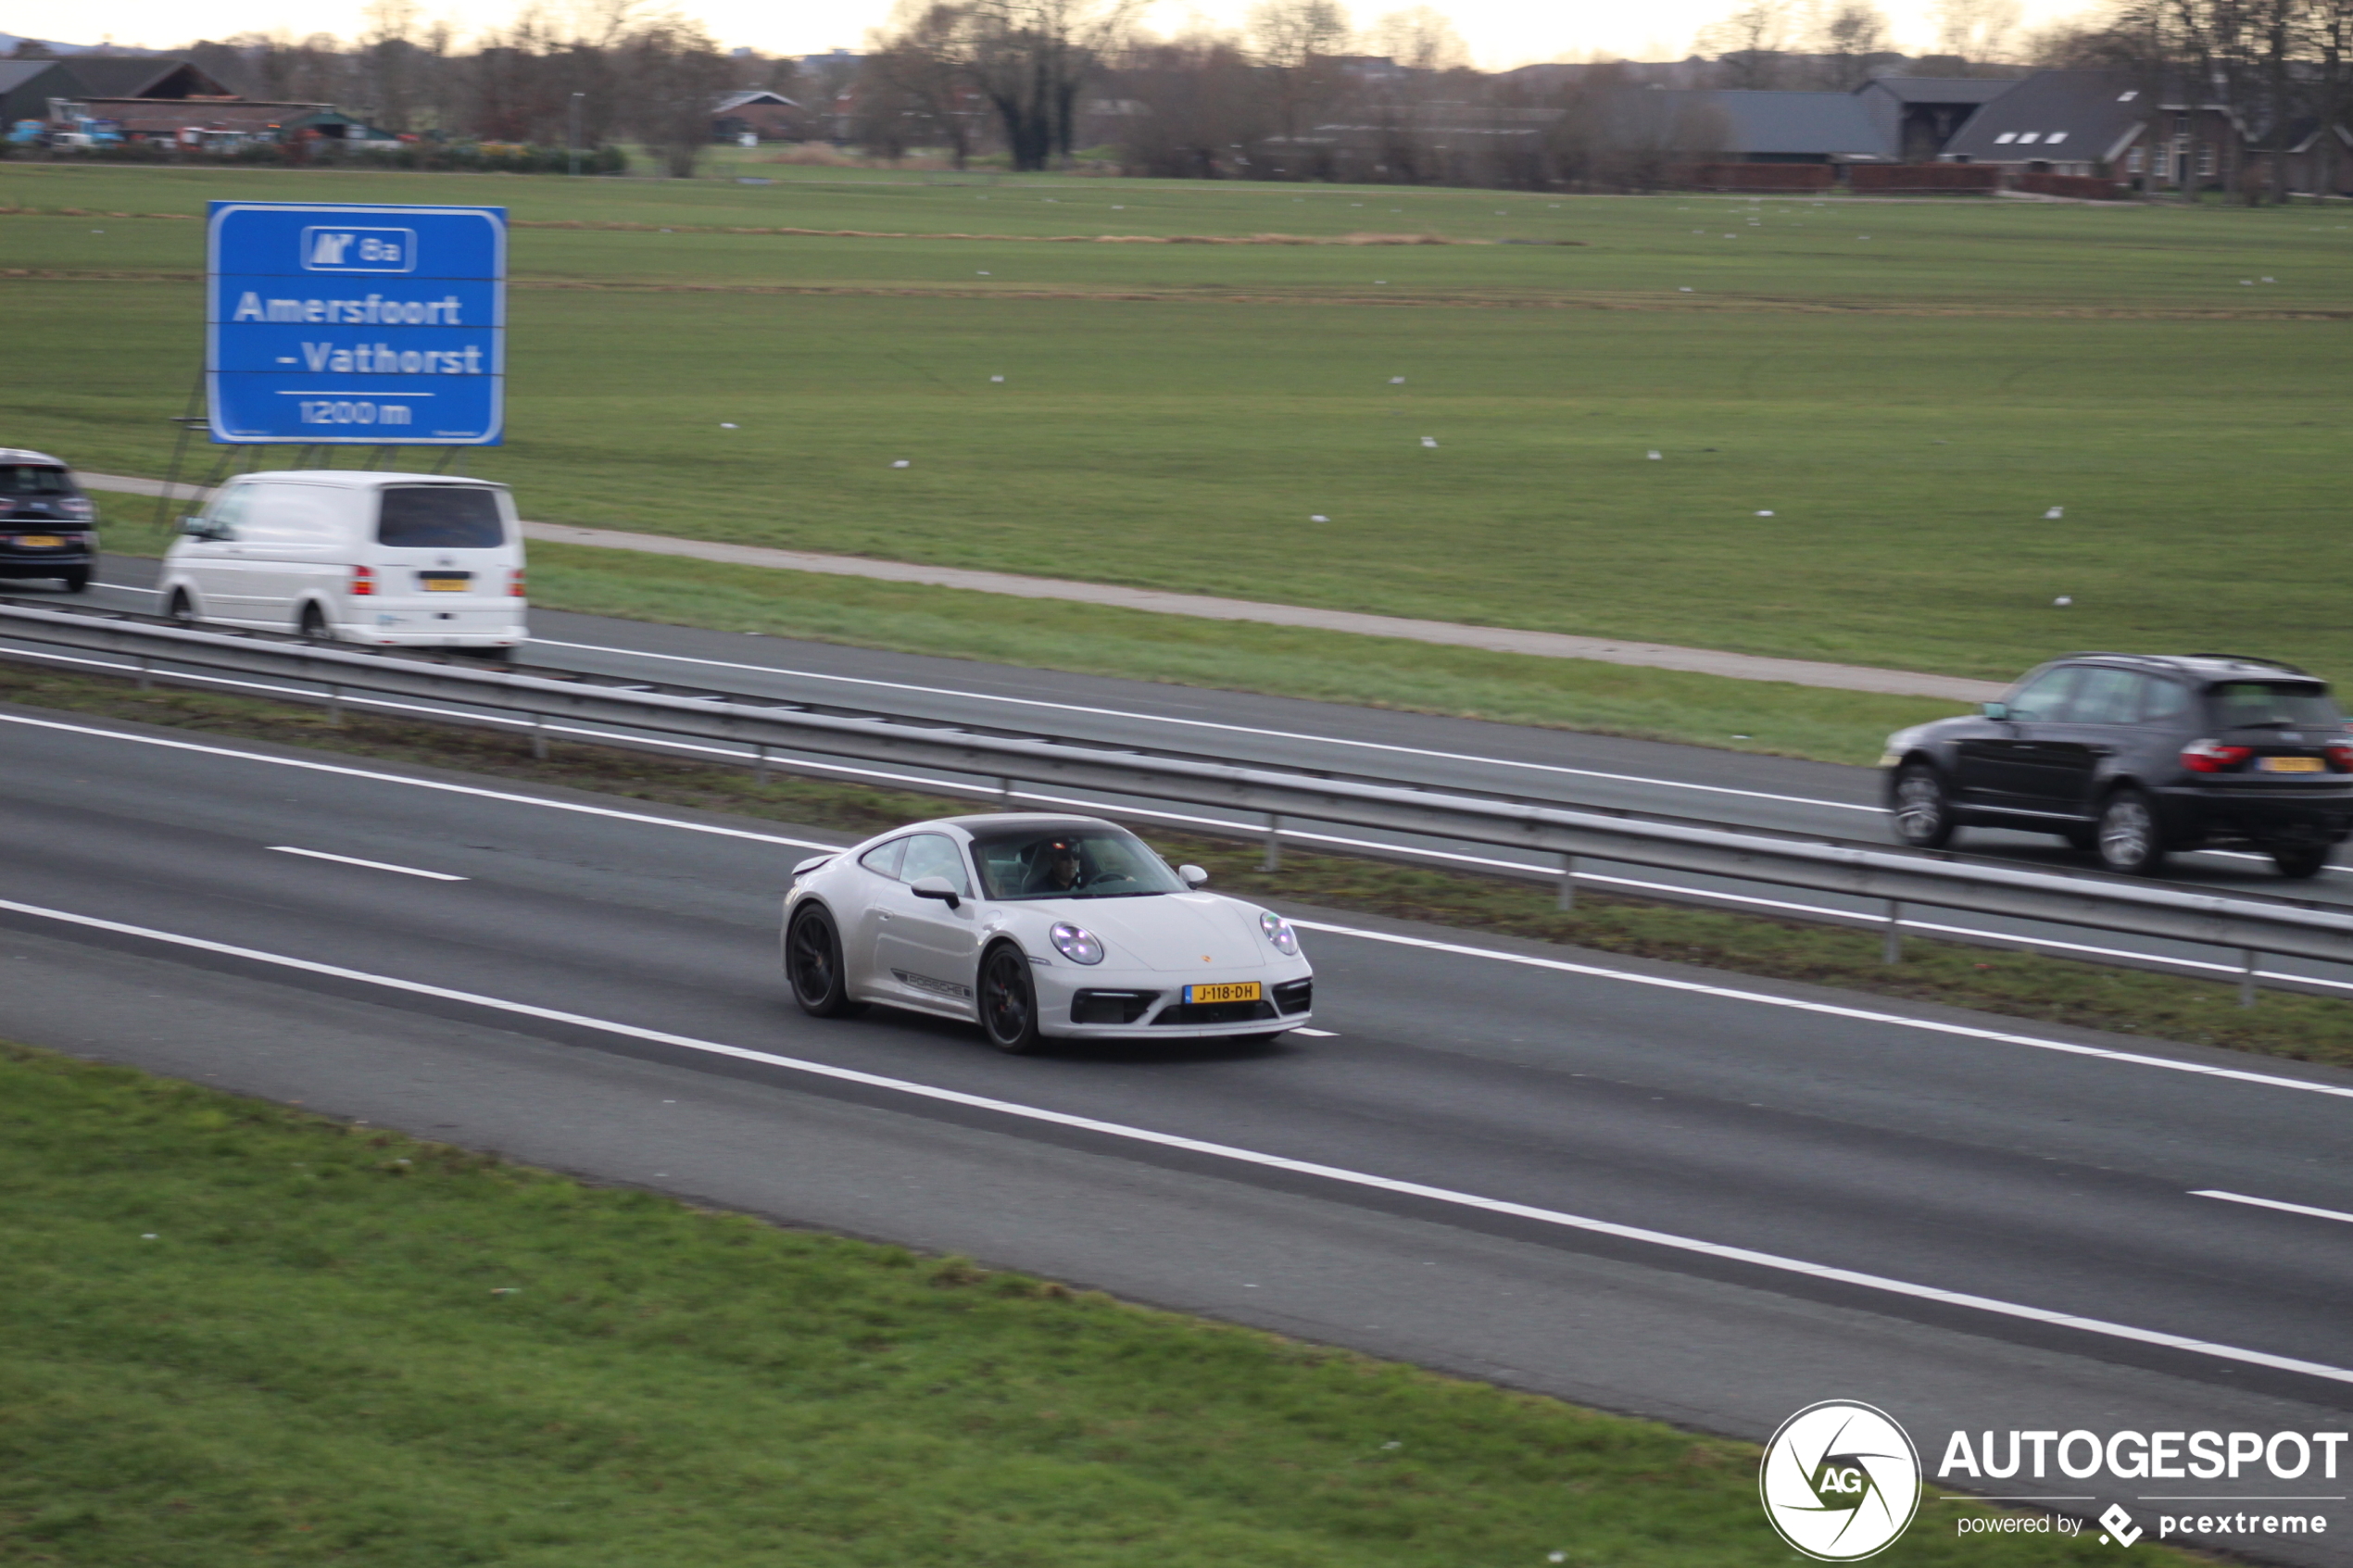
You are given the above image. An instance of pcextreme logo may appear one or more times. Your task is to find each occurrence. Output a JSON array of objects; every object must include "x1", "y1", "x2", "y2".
[{"x1": 1760, "y1": 1400, "x2": 1924, "y2": 1561}]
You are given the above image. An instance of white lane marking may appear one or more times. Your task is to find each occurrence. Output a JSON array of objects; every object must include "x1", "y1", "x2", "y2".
[
  {"x1": 3, "y1": 890, "x2": 2347, "y2": 1391},
  {"x1": 0, "y1": 713, "x2": 834, "y2": 851},
  {"x1": 530, "y1": 637, "x2": 1880, "y2": 814},
  {"x1": 2192, "y1": 1189, "x2": 2353, "y2": 1226},
  {"x1": 1290, "y1": 1026, "x2": 1339, "y2": 1037},
  {"x1": 1291, "y1": 921, "x2": 2353, "y2": 1102},
  {"x1": 269, "y1": 846, "x2": 468, "y2": 881},
  {"x1": 16, "y1": 708, "x2": 2353, "y2": 1094}
]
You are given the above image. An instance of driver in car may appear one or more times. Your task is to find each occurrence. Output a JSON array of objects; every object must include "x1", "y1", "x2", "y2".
[{"x1": 1028, "y1": 838, "x2": 1085, "y2": 895}]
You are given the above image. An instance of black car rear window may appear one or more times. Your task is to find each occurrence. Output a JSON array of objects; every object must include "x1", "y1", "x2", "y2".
[
  {"x1": 376, "y1": 486, "x2": 505, "y2": 548},
  {"x1": 2206, "y1": 682, "x2": 2342, "y2": 730},
  {"x1": 0, "y1": 466, "x2": 73, "y2": 495}
]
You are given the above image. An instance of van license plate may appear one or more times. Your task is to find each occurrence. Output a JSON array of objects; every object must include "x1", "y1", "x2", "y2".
[
  {"x1": 2259, "y1": 756, "x2": 2325, "y2": 772},
  {"x1": 419, "y1": 572, "x2": 471, "y2": 592},
  {"x1": 1185, "y1": 982, "x2": 1262, "y2": 1005}
]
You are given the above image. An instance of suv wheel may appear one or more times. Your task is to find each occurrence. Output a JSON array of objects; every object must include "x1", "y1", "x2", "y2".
[
  {"x1": 1891, "y1": 763, "x2": 1956, "y2": 849},
  {"x1": 2269, "y1": 844, "x2": 2330, "y2": 880},
  {"x1": 2096, "y1": 788, "x2": 2167, "y2": 876}
]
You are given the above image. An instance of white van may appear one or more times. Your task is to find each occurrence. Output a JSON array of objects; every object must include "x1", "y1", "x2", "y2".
[{"x1": 162, "y1": 470, "x2": 526, "y2": 656}]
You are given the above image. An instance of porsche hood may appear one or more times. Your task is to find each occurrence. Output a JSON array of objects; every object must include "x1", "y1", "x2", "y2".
[{"x1": 1033, "y1": 894, "x2": 1267, "y2": 972}]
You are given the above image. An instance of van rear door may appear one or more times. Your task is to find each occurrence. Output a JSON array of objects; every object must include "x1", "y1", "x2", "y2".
[{"x1": 367, "y1": 484, "x2": 519, "y2": 625}]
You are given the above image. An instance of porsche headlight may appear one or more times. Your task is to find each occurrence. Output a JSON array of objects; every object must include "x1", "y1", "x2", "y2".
[
  {"x1": 1051, "y1": 922, "x2": 1104, "y2": 965},
  {"x1": 1259, "y1": 910, "x2": 1298, "y2": 956}
]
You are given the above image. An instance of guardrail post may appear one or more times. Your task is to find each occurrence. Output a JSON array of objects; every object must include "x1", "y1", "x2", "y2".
[
  {"x1": 530, "y1": 716, "x2": 548, "y2": 761},
  {"x1": 753, "y1": 743, "x2": 769, "y2": 785},
  {"x1": 133, "y1": 654, "x2": 150, "y2": 692},
  {"x1": 1261, "y1": 813, "x2": 1282, "y2": 872},
  {"x1": 999, "y1": 776, "x2": 1014, "y2": 809},
  {"x1": 324, "y1": 683, "x2": 343, "y2": 727},
  {"x1": 1557, "y1": 852, "x2": 1577, "y2": 910},
  {"x1": 2241, "y1": 949, "x2": 2259, "y2": 1009},
  {"x1": 1883, "y1": 898, "x2": 1904, "y2": 963}
]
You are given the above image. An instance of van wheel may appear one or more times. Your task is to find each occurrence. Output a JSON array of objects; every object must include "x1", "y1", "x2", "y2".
[
  {"x1": 57, "y1": 568, "x2": 89, "y2": 594},
  {"x1": 297, "y1": 603, "x2": 333, "y2": 642},
  {"x1": 165, "y1": 589, "x2": 195, "y2": 625}
]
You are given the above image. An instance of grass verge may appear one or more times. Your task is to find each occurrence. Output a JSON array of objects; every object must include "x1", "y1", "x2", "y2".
[
  {"x1": 77, "y1": 519, "x2": 1964, "y2": 765},
  {"x1": 0, "y1": 1035, "x2": 2173, "y2": 1566},
  {"x1": 6, "y1": 658, "x2": 2347, "y2": 1072}
]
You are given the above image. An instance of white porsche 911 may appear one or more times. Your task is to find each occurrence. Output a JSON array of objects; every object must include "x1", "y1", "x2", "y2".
[{"x1": 781, "y1": 814, "x2": 1314, "y2": 1053}]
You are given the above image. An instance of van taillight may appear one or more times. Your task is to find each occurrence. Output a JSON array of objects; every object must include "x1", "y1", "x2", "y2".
[
  {"x1": 509, "y1": 568, "x2": 526, "y2": 597},
  {"x1": 350, "y1": 564, "x2": 375, "y2": 597}
]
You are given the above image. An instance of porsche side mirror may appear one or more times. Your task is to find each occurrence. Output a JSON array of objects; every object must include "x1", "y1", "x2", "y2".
[
  {"x1": 1177, "y1": 864, "x2": 1208, "y2": 888},
  {"x1": 1980, "y1": 701, "x2": 2009, "y2": 721},
  {"x1": 908, "y1": 875, "x2": 961, "y2": 909}
]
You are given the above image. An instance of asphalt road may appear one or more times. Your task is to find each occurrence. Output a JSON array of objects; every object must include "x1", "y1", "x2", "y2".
[
  {"x1": 3, "y1": 700, "x2": 2349, "y2": 1562},
  {"x1": 26, "y1": 557, "x2": 2353, "y2": 1002}
]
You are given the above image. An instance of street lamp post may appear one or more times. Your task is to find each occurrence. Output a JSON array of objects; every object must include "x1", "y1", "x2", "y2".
[{"x1": 568, "y1": 92, "x2": 584, "y2": 176}]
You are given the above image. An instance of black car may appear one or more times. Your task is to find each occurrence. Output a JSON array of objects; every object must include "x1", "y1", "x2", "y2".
[
  {"x1": 0, "y1": 450, "x2": 99, "y2": 593},
  {"x1": 1881, "y1": 654, "x2": 2353, "y2": 878}
]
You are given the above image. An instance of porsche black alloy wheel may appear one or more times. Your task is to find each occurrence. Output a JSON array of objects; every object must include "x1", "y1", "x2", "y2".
[
  {"x1": 786, "y1": 905, "x2": 862, "y2": 1018},
  {"x1": 980, "y1": 944, "x2": 1044, "y2": 1055}
]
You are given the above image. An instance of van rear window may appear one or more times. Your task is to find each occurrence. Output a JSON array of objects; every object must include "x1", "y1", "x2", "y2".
[
  {"x1": 377, "y1": 486, "x2": 505, "y2": 548},
  {"x1": 0, "y1": 466, "x2": 73, "y2": 495}
]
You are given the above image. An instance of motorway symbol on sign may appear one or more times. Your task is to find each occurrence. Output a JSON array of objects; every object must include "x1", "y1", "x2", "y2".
[{"x1": 207, "y1": 201, "x2": 506, "y2": 445}]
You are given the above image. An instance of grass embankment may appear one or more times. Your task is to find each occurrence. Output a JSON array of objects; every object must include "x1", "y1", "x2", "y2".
[
  {"x1": 0, "y1": 1037, "x2": 2173, "y2": 1565},
  {"x1": 5, "y1": 162, "x2": 2351, "y2": 696},
  {"x1": 7, "y1": 658, "x2": 2348, "y2": 1071}
]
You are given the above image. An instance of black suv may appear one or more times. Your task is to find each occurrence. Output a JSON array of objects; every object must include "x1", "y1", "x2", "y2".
[
  {"x1": 1881, "y1": 654, "x2": 2353, "y2": 878},
  {"x1": 0, "y1": 450, "x2": 99, "y2": 593}
]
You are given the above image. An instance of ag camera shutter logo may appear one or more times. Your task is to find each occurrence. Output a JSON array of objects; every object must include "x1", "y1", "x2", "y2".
[
  {"x1": 300, "y1": 226, "x2": 417, "y2": 273},
  {"x1": 1759, "y1": 1400, "x2": 1922, "y2": 1561}
]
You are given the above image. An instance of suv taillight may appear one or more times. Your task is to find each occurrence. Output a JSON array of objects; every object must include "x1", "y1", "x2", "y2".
[
  {"x1": 509, "y1": 568, "x2": 525, "y2": 597},
  {"x1": 350, "y1": 564, "x2": 375, "y2": 597},
  {"x1": 2181, "y1": 739, "x2": 2252, "y2": 773}
]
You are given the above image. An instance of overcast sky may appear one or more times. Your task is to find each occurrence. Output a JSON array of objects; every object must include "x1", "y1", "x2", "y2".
[{"x1": 11, "y1": 0, "x2": 2084, "y2": 72}]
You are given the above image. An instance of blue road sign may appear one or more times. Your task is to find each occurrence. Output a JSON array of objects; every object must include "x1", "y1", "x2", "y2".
[{"x1": 207, "y1": 202, "x2": 506, "y2": 445}]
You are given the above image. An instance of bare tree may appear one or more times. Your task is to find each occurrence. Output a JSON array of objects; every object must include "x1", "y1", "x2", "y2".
[
  {"x1": 619, "y1": 13, "x2": 734, "y2": 175},
  {"x1": 1247, "y1": 0, "x2": 1350, "y2": 151},
  {"x1": 941, "y1": 0, "x2": 1141, "y2": 169},
  {"x1": 1695, "y1": 1, "x2": 1798, "y2": 87},
  {"x1": 1818, "y1": 2, "x2": 1892, "y2": 86},
  {"x1": 1932, "y1": 0, "x2": 2023, "y2": 69},
  {"x1": 865, "y1": 2, "x2": 988, "y2": 166}
]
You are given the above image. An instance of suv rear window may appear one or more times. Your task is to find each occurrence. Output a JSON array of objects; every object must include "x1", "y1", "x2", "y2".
[
  {"x1": 376, "y1": 486, "x2": 505, "y2": 548},
  {"x1": 0, "y1": 466, "x2": 73, "y2": 495},
  {"x1": 2206, "y1": 682, "x2": 2342, "y2": 730}
]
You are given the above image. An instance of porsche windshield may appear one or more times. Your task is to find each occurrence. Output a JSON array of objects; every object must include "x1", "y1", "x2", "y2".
[{"x1": 970, "y1": 828, "x2": 1185, "y2": 900}]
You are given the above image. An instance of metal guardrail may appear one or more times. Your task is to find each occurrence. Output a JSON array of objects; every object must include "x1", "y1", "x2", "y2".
[{"x1": 7, "y1": 599, "x2": 2353, "y2": 992}]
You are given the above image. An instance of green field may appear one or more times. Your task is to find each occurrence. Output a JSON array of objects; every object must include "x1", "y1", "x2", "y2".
[
  {"x1": 5, "y1": 160, "x2": 2349, "y2": 697},
  {"x1": 0, "y1": 1036, "x2": 2171, "y2": 1566}
]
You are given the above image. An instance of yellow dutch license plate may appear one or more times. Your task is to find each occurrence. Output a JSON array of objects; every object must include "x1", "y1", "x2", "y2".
[
  {"x1": 2259, "y1": 756, "x2": 2325, "y2": 772},
  {"x1": 421, "y1": 576, "x2": 471, "y2": 593},
  {"x1": 1186, "y1": 982, "x2": 1262, "y2": 1005},
  {"x1": 16, "y1": 535, "x2": 64, "y2": 548}
]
